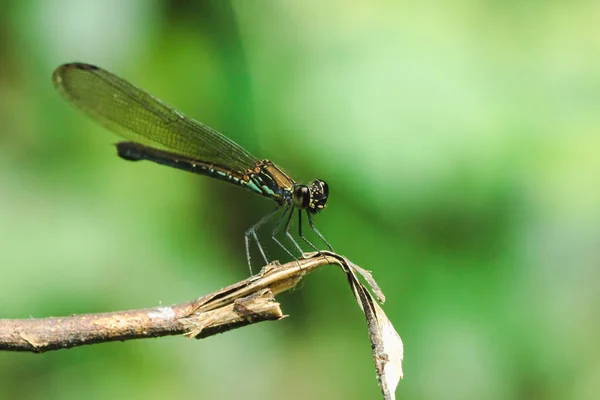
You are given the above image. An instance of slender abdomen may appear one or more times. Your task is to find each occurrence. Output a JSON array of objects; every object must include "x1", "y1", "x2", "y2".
[{"x1": 116, "y1": 142, "x2": 293, "y2": 204}]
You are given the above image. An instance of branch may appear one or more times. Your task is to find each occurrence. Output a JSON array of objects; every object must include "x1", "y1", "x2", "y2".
[{"x1": 0, "y1": 254, "x2": 339, "y2": 353}]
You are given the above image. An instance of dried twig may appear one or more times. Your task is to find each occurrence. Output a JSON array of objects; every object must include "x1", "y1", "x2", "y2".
[
  {"x1": 0, "y1": 254, "x2": 339, "y2": 353},
  {"x1": 0, "y1": 252, "x2": 403, "y2": 400}
]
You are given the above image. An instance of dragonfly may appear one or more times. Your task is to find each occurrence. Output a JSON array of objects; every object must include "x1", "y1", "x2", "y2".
[{"x1": 52, "y1": 63, "x2": 332, "y2": 274}]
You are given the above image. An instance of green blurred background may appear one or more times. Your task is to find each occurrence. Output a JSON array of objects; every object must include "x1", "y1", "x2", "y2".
[{"x1": 1, "y1": 1, "x2": 599, "y2": 399}]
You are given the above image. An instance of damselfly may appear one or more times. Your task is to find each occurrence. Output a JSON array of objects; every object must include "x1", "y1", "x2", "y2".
[{"x1": 52, "y1": 63, "x2": 332, "y2": 273}]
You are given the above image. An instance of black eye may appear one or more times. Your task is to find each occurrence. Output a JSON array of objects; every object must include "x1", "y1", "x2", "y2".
[
  {"x1": 293, "y1": 185, "x2": 311, "y2": 209},
  {"x1": 312, "y1": 179, "x2": 328, "y2": 199},
  {"x1": 319, "y1": 180, "x2": 329, "y2": 197},
  {"x1": 307, "y1": 179, "x2": 329, "y2": 213}
]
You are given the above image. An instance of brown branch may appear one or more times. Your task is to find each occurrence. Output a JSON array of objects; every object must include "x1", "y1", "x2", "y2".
[{"x1": 0, "y1": 254, "x2": 340, "y2": 353}]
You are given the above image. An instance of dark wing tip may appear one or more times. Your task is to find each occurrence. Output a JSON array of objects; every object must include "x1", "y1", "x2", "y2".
[
  {"x1": 52, "y1": 63, "x2": 100, "y2": 86},
  {"x1": 57, "y1": 62, "x2": 99, "y2": 71}
]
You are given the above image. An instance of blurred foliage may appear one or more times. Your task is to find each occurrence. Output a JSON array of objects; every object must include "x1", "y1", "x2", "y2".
[{"x1": 1, "y1": 1, "x2": 600, "y2": 399}]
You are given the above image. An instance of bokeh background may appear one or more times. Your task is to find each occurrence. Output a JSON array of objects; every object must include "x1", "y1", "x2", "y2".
[{"x1": 1, "y1": 1, "x2": 599, "y2": 399}]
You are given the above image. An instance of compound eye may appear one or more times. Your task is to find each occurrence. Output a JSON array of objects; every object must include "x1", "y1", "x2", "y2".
[
  {"x1": 308, "y1": 179, "x2": 329, "y2": 213},
  {"x1": 293, "y1": 185, "x2": 311, "y2": 209},
  {"x1": 315, "y1": 180, "x2": 329, "y2": 197}
]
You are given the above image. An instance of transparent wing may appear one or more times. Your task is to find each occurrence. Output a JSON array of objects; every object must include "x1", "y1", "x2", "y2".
[{"x1": 53, "y1": 63, "x2": 258, "y2": 170}]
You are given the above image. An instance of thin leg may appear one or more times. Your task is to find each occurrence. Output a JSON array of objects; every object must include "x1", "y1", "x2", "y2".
[
  {"x1": 307, "y1": 211, "x2": 333, "y2": 251},
  {"x1": 296, "y1": 210, "x2": 318, "y2": 251},
  {"x1": 283, "y1": 208, "x2": 304, "y2": 254},
  {"x1": 251, "y1": 230, "x2": 265, "y2": 263},
  {"x1": 271, "y1": 205, "x2": 298, "y2": 258},
  {"x1": 245, "y1": 205, "x2": 281, "y2": 275}
]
